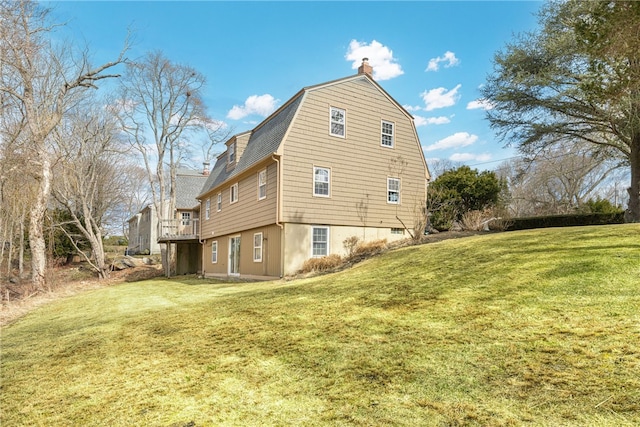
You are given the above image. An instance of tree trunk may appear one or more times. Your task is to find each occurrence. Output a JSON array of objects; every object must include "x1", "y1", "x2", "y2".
[
  {"x1": 92, "y1": 231, "x2": 110, "y2": 280},
  {"x1": 4, "y1": 218, "x2": 13, "y2": 276},
  {"x1": 0, "y1": 218, "x2": 5, "y2": 274},
  {"x1": 19, "y1": 211, "x2": 25, "y2": 277},
  {"x1": 87, "y1": 227, "x2": 110, "y2": 280},
  {"x1": 94, "y1": 246, "x2": 110, "y2": 280},
  {"x1": 29, "y1": 152, "x2": 51, "y2": 290},
  {"x1": 7, "y1": 225, "x2": 14, "y2": 276},
  {"x1": 627, "y1": 137, "x2": 640, "y2": 222}
]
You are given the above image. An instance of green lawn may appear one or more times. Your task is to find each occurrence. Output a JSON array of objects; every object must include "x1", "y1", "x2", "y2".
[{"x1": 1, "y1": 225, "x2": 639, "y2": 426}]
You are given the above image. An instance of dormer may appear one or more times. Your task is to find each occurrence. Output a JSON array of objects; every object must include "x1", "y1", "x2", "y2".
[
  {"x1": 235, "y1": 131, "x2": 250, "y2": 160},
  {"x1": 226, "y1": 139, "x2": 237, "y2": 169},
  {"x1": 225, "y1": 131, "x2": 251, "y2": 172}
]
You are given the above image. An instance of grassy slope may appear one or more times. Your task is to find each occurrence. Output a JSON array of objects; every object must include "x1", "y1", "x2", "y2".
[{"x1": 1, "y1": 225, "x2": 639, "y2": 426}]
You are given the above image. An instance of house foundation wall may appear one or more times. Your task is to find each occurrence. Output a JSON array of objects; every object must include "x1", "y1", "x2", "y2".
[{"x1": 283, "y1": 223, "x2": 411, "y2": 276}]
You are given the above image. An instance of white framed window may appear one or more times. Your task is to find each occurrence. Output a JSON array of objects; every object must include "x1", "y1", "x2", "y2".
[
  {"x1": 391, "y1": 227, "x2": 404, "y2": 235},
  {"x1": 313, "y1": 167, "x2": 330, "y2": 197},
  {"x1": 230, "y1": 183, "x2": 238, "y2": 204},
  {"x1": 181, "y1": 211, "x2": 191, "y2": 225},
  {"x1": 205, "y1": 198, "x2": 210, "y2": 220},
  {"x1": 381, "y1": 120, "x2": 394, "y2": 148},
  {"x1": 211, "y1": 241, "x2": 218, "y2": 263},
  {"x1": 387, "y1": 177, "x2": 400, "y2": 204},
  {"x1": 228, "y1": 142, "x2": 236, "y2": 164},
  {"x1": 312, "y1": 226, "x2": 329, "y2": 257},
  {"x1": 258, "y1": 169, "x2": 267, "y2": 200},
  {"x1": 253, "y1": 233, "x2": 263, "y2": 262},
  {"x1": 217, "y1": 193, "x2": 222, "y2": 211},
  {"x1": 330, "y1": 107, "x2": 345, "y2": 137}
]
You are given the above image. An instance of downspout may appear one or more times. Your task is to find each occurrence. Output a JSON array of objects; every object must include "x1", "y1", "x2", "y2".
[
  {"x1": 197, "y1": 198, "x2": 206, "y2": 278},
  {"x1": 272, "y1": 154, "x2": 284, "y2": 278}
]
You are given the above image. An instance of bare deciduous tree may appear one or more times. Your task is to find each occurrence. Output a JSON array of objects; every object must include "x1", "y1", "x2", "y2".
[
  {"x1": 496, "y1": 144, "x2": 620, "y2": 216},
  {"x1": 0, "y1": 139, "x2": 33, "y2": 278},
  {"x1": 112, "y1": 163, "x2": 150, "y2": 239},
  {"x1": 0, "y1": 0, "x2": 127, "y2": 289},
  {"x1": 51, "y1": 99, "x2": 127, "y2": 279},
  {"x1": 117, "y1": 51, "x2": 220, "y2": 276},
  {"x1": 427, "y1": 158, "x2": 463, "y2": 180}
]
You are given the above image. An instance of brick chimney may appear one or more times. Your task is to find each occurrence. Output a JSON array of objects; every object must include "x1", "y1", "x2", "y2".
[
  {"x1": 358, "y1": 57, "x2": 373, "y2": 77},
  {"x1": 203, "y1": 161, "x2": 210, "y2": 176}
]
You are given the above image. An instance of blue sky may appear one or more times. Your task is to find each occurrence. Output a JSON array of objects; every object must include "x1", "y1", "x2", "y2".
[{"x1": 49, "y1": 1, "x2": 543, "y2": 172}]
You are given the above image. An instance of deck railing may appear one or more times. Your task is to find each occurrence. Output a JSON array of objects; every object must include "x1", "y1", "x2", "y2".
[{"x1": 159, "y1": 218, "x2": 199, "y2": 239}]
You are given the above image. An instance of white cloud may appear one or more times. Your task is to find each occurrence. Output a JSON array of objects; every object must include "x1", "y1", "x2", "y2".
[
  {"x1": 346, "y1": 39, "x2": 404, "y2": 81},
  {"x1": 426, "y1": 51, "x2": 460, "y2": 72},
  {"x1": 413, "y1": 115, "x2": 451, "y2": 127},
  {"x1": 227, "y1": 94, "x2": 279, "y2": 120},
  {"x1": 426, "y1": 116, "x2": 452, "y2": 125},
  {"x1": 403, "y1": 104, "x2": 422, "y2": 112},
  {"x1": 450, "y1": 152, "x2": 492, "y2": 162},
  {"x1": 413, "y1": 116, "x2": 428, "y2": 127},
  {"x1": 423, "y1": 132, "x2": 478, "y2": 152},
  {"x1": 421, "y1": 84, "x2": 462, "y2": 111},
  {"x1": 467, "y1": 99, "x2": 494, "y2": 110}
]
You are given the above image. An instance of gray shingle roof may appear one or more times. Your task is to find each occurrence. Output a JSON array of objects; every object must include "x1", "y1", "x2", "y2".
[
  {"x1": 198, "y1": 152, "x2": 228, "y2": 198},
  {"x1": 175, "y1": 170, "x2": 208, "y2": 208},
  {"x1": 198, "y1": 92, "x2": 303, "y2": 197},
  {"x1": 196, "y1": 72, "x2": 406, "y2": 198}
]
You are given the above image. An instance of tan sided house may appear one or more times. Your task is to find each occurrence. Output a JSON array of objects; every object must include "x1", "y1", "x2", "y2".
[
  {"x1": 198, "y1": 59, "x2": 430, "y2": 279},
  {"x1": 127, "y1": 204, "x2": 161, "y2": 256}
]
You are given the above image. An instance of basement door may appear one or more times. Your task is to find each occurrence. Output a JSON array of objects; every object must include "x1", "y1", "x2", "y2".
[{"x1": 229, "y1": 236, "x2": 241, "y2": 276}]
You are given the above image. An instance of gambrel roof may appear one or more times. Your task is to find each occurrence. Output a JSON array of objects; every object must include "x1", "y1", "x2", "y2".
[
  {"x1": 197, "y1": 72, "x2": 416, "y2": 199},
  {"x1": 198, "y1": 94, "x2": 303, "y2": 197}
]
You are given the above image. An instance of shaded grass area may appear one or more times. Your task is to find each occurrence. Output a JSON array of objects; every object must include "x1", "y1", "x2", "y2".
[{"x1": 1, "y1": 225, "x2": 639, "y2": 426}]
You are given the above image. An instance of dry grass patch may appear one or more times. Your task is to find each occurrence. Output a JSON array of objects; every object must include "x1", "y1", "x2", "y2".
[
  {"x1": 0, "y1": 264, "x2": 163, "y2": 326},
  {"x1": 300, "y1": 253, "x2": 344, "y2": 273},
  {"x1": 1, "y1": 225, "x2": 639, "y2": 426}
]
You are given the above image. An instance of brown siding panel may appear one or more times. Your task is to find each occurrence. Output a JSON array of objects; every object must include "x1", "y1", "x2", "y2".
[
  {"x1": 205, "y1": 162, "x2": 278, "y2": 238},
  {"x1": 202, "y1": 224, "x2": 281, "y2": 278},
  {"x1": 282, "y1": 79, "x2": 427, "y2": 228}
]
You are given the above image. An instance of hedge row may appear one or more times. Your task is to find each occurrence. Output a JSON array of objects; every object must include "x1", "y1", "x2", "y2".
[{"x1": 505, "y1": 212, "x2": 625, "y2": 231}]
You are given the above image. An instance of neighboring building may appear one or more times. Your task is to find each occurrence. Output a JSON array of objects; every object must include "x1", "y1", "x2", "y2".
[
  {"x1": 127, "y1": 168, "x2": 209, "y2": 274},
  {"x1": 126, "y1": 204, "x2": 161, "y2": 255},
  {"x1": 157, "y1": 167, "x2": 210, "y2": 275},
  {"x1": 197, "y1": 59, "x2": 430, "y2": 279}
]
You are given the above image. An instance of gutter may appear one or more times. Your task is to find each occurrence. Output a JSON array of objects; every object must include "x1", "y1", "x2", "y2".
[{"x1": 272, "y1": 154, "x2": 283, "y2": 230}]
